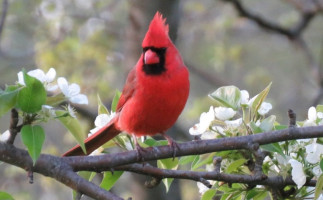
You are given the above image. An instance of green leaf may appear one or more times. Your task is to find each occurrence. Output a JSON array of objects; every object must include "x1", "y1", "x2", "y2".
[
  {"x1": 179, "y1": 155, "x2": 198, "y2": 165},
  {"x1": 111, "y1": 90, "x2": 121, "y2": 112},
  {"x1": 191, "y1": 155, "x2": 200, "y2": 170},
  {"x1": 0, "y1": 191, "x2": 14, "y2": 200},
  {"x1": 316, "y1": 105, "x2": 323, "y2": 113},
  {"x1": 274, "y1": 125, "x2": 288, "y2": 130},
  {"x1": 157, "y1": 158, "x2": 179, "y2": 192},
  {"x1": 226, "y1": 158, "x2": 247, "y2": 173},
  {"x1": 250, "y1": 82, "x2": 272, "y2": 118},
  {"x1": 261, "y1": 143, "x2": 285, "y2": 157},
  {"x1": 100, "y1": 171, "x2": 124, "y2": 191},
  {"x1": 252, "y1": 191, "x2": 269, "y2": 200},
  {"x1": 249, "y1": 122, "x2": 262, "y2": 134},
  {"x1": 314, "y1": 174, "x2": 323, "y2": 200},
  {"x1": 209, "y1": 86, "x2": 241, "y2": 110},
  {"x1": 259, "y1": 115, "x2": 276, "y2": 132},
  {"x1": 201, "y1": 189, "x2": 216, "y2": 200},
  {"x1": 0, "y1": 85, "x2": 20, "y2": 118},
  {"x1": 45, "y1": 93, "x2": 66, "y2": 106},
  {"x1": 78, "y1": 171, "x2": 94, "y2": 181},
  {"x1": 143, "y1": 137, "x2": 158, "y2": 147},
  {"x1": 17, "y1": 70, "x2": 46, "y2": 113},
  {"x1": 320, "y1": 159, "x2": 323, "y2": 171},
  {"x1": 20, "y1": 125, "x2": 45, "y2": 165},
  {"x1": 56, "y1": 110, "x2": 86, "y2": 154},
  {"x1": 97, "y1": 94, "x2": 109, "y2": 115},
  {"x1": 113, "y1": 134, "x2": 133, "y2": 150},
  {"x1": 192, "y1": 153, "x2": 216, "y2": 170},
  {"x1": 245, "y1": 189, "x2": 258, "y2": 199}
]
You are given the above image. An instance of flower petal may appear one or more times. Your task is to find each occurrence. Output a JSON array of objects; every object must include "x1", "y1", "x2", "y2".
[
  {"x1": 197, "y1": 182, "x2": 209, "y2": 195},
  {"x1": 289, "y1": 159, "x2": 306, "y2": 188},
  {"x1": 46, "y1": 84, "x2": 59, "y2": 92},
  {"x1": 189, "y1": 124, "x2": 202, "y2": 135},
  {"x1": 17, "y1": 71, "x2": 25, "y2": 85},
  {"x1": 57, "y1": 77, "x2": 69, "y2": 96},
  {"x1": 305, "y1": 142, "x2": 323, "y2": 164},
  {"x1": 68, "y1": 83, "x2": 81, "y2": 96},
  {"x1": 28, "y1": 69, "x2": 46, "y2": 82},
  {"x1": 225, "y1": 118, "x2": 242, "y2": 128},
  {"x1": 258, "y1": 102, "x2": 272, "y2": 116},
  {"x1": 70, "y1": 94, "x2": 88, "y2": 104},
  {"x1": 94, "y1": 114, "x2": 111, "y2": 127},
  {"x1": 0, "y1": 130, "x2": 10, "y2": 142},
  {"x1": 214, "y1": 107, "x2": 236, "y2": 120},
  {"x1": 240, "y1": 90, "x2": 249, "y2": 105},
  {"x1": 46, "y1": 68, "x2": 56, "y2": 82},
  {"x1": 308, "y1": 106, "x2": 317, "y2": 121}
]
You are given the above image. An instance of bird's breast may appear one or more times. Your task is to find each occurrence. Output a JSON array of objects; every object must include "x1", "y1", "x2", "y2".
[{"x1": 117, "y1": 67, "x2": 189, "y2": 136}]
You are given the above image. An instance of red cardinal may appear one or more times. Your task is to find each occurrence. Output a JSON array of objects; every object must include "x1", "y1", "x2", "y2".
[{"x1": 63, "y1": 12, "x2": 189, "y2": 157}]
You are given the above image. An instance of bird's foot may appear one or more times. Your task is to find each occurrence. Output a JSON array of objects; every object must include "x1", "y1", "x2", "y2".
[
  {"x1": 135, "y1": 142, "x2": 147, "y2": 162},
  {"x1": 163, "y1": 134, "x2": 180, "y2": 160},
  {"x1": 132, "y1": 135, "x2": 147, "y2": 161}
]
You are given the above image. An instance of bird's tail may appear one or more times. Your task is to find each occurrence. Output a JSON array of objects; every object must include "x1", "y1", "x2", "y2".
[{"x1": 62, "y1": 119, "x2": 121, "y2": 156}]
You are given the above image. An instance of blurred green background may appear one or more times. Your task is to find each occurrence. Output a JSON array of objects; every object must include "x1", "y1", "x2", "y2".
[{"x1": 0, "y1": 0, "x2": 322, "y2": 199}]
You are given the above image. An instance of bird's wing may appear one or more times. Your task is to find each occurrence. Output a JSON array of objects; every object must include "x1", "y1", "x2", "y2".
[{"x1": 116, "y1": 67, "x2": 137, "y2": 112}]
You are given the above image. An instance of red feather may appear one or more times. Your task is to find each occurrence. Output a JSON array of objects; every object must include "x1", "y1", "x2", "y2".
[{"x1": 62, "y1": 12, "x2": 189, "y2": 156}]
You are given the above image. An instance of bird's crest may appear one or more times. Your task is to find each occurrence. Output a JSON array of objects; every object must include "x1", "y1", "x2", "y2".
[{"x1": 142, "y1": 12, "x2": 171, "y2": 48}]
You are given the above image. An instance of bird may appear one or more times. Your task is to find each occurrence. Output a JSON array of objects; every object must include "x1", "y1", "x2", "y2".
[{"x1": 63, "y1": 11, "x2": 190, "y2": 157}]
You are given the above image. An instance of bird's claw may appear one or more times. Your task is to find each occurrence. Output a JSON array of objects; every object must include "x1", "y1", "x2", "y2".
[
  {"x1": 135, "y1": 142, "x2": 147, "y2": 162},
  {"x1": 163, "y1": 134, "x2": 180, "y2": 160}
]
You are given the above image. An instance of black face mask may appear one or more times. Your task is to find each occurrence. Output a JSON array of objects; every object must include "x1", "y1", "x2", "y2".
[{"x1": 142, "y1": 47, "x2": 167, "y2": 75}]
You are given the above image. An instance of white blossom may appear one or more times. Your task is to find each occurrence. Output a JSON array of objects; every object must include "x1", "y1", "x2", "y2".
[
  {"x1": 312, "y1": 166, "x2": 322, "y2": 177},
  {"x1": 225, "y1": 118, "x2": 242, "y2": 128},
  {"x1": 57, "y1": 77, "x2": 88, "y2": 105},
  {"x1": 197, "y1": 182, "x2": 209, "y2": 195},
  {"x1": 214, "y1": 107, "x2": 236, "y2": 121},
  {"x1": 289, "y1": 159, "x2": 306, "y2": 188},
  {"x1": 200, "y1": 131, "x2": 216, "y2": 140},
  {"x1": 18, "y1": 68, "x2": 58, "y2": 92},
  {"x1": 0, "y1": 130, "x2": 10, "y2": 142},
  {"x1": 303, "y1": 107, "x2": 322, "y2": 126},
  {"x1": 305, "y1": 141, "x2": 323, "y2": 164},
  {"x1": 189, "y1": 106, "x2": 215, "y2": 135},
  {"x1": 240, "y1": 90, "x2": 249, "y2": 105},
  {"x1": 89, "y1": 113, "x2": 116, "y2": 136},
  {"x1": 258, "y1": 102, "x2": 272, "y2": 116},
  {"x1": 39, "y1": 105, "x2": 56, "y2": 121},
  {"x1": 308, "y1": 107, "x2": 317, "y2": 121}
]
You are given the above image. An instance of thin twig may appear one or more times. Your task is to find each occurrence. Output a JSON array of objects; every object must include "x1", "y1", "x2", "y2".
[
  {"x1": 115, "y1": 163, "x2": 316, "y2": 188},
  {"x1": 0, "y1": 0, "x2": 9, "y2": 51},
  {"x1": 221, "y1": 0, "x2": 315, "y2": 40},
  {"x1": 7, "y1": 109, "x2": 19, "y2": 145},
  {"x1": 288, "y1": 109, "x2": 296, "y2": 127}
]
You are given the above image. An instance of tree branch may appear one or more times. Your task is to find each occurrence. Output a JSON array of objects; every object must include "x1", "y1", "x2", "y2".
[
  {"x1": 220, "y1": 0, "x2": 315, "y2": 40},
  {"x1": 115, "y1": 163, "x2": 316, "y2": 188},
  {"x1": 0, "y1": 143, "x2": 123, "y2": 200},
  {"x1": 64, "y1": 125, "x2": 323, "y2": 171},
  {"x1": 1, "y1": 125, "x2": 323, "y2": 198}
]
